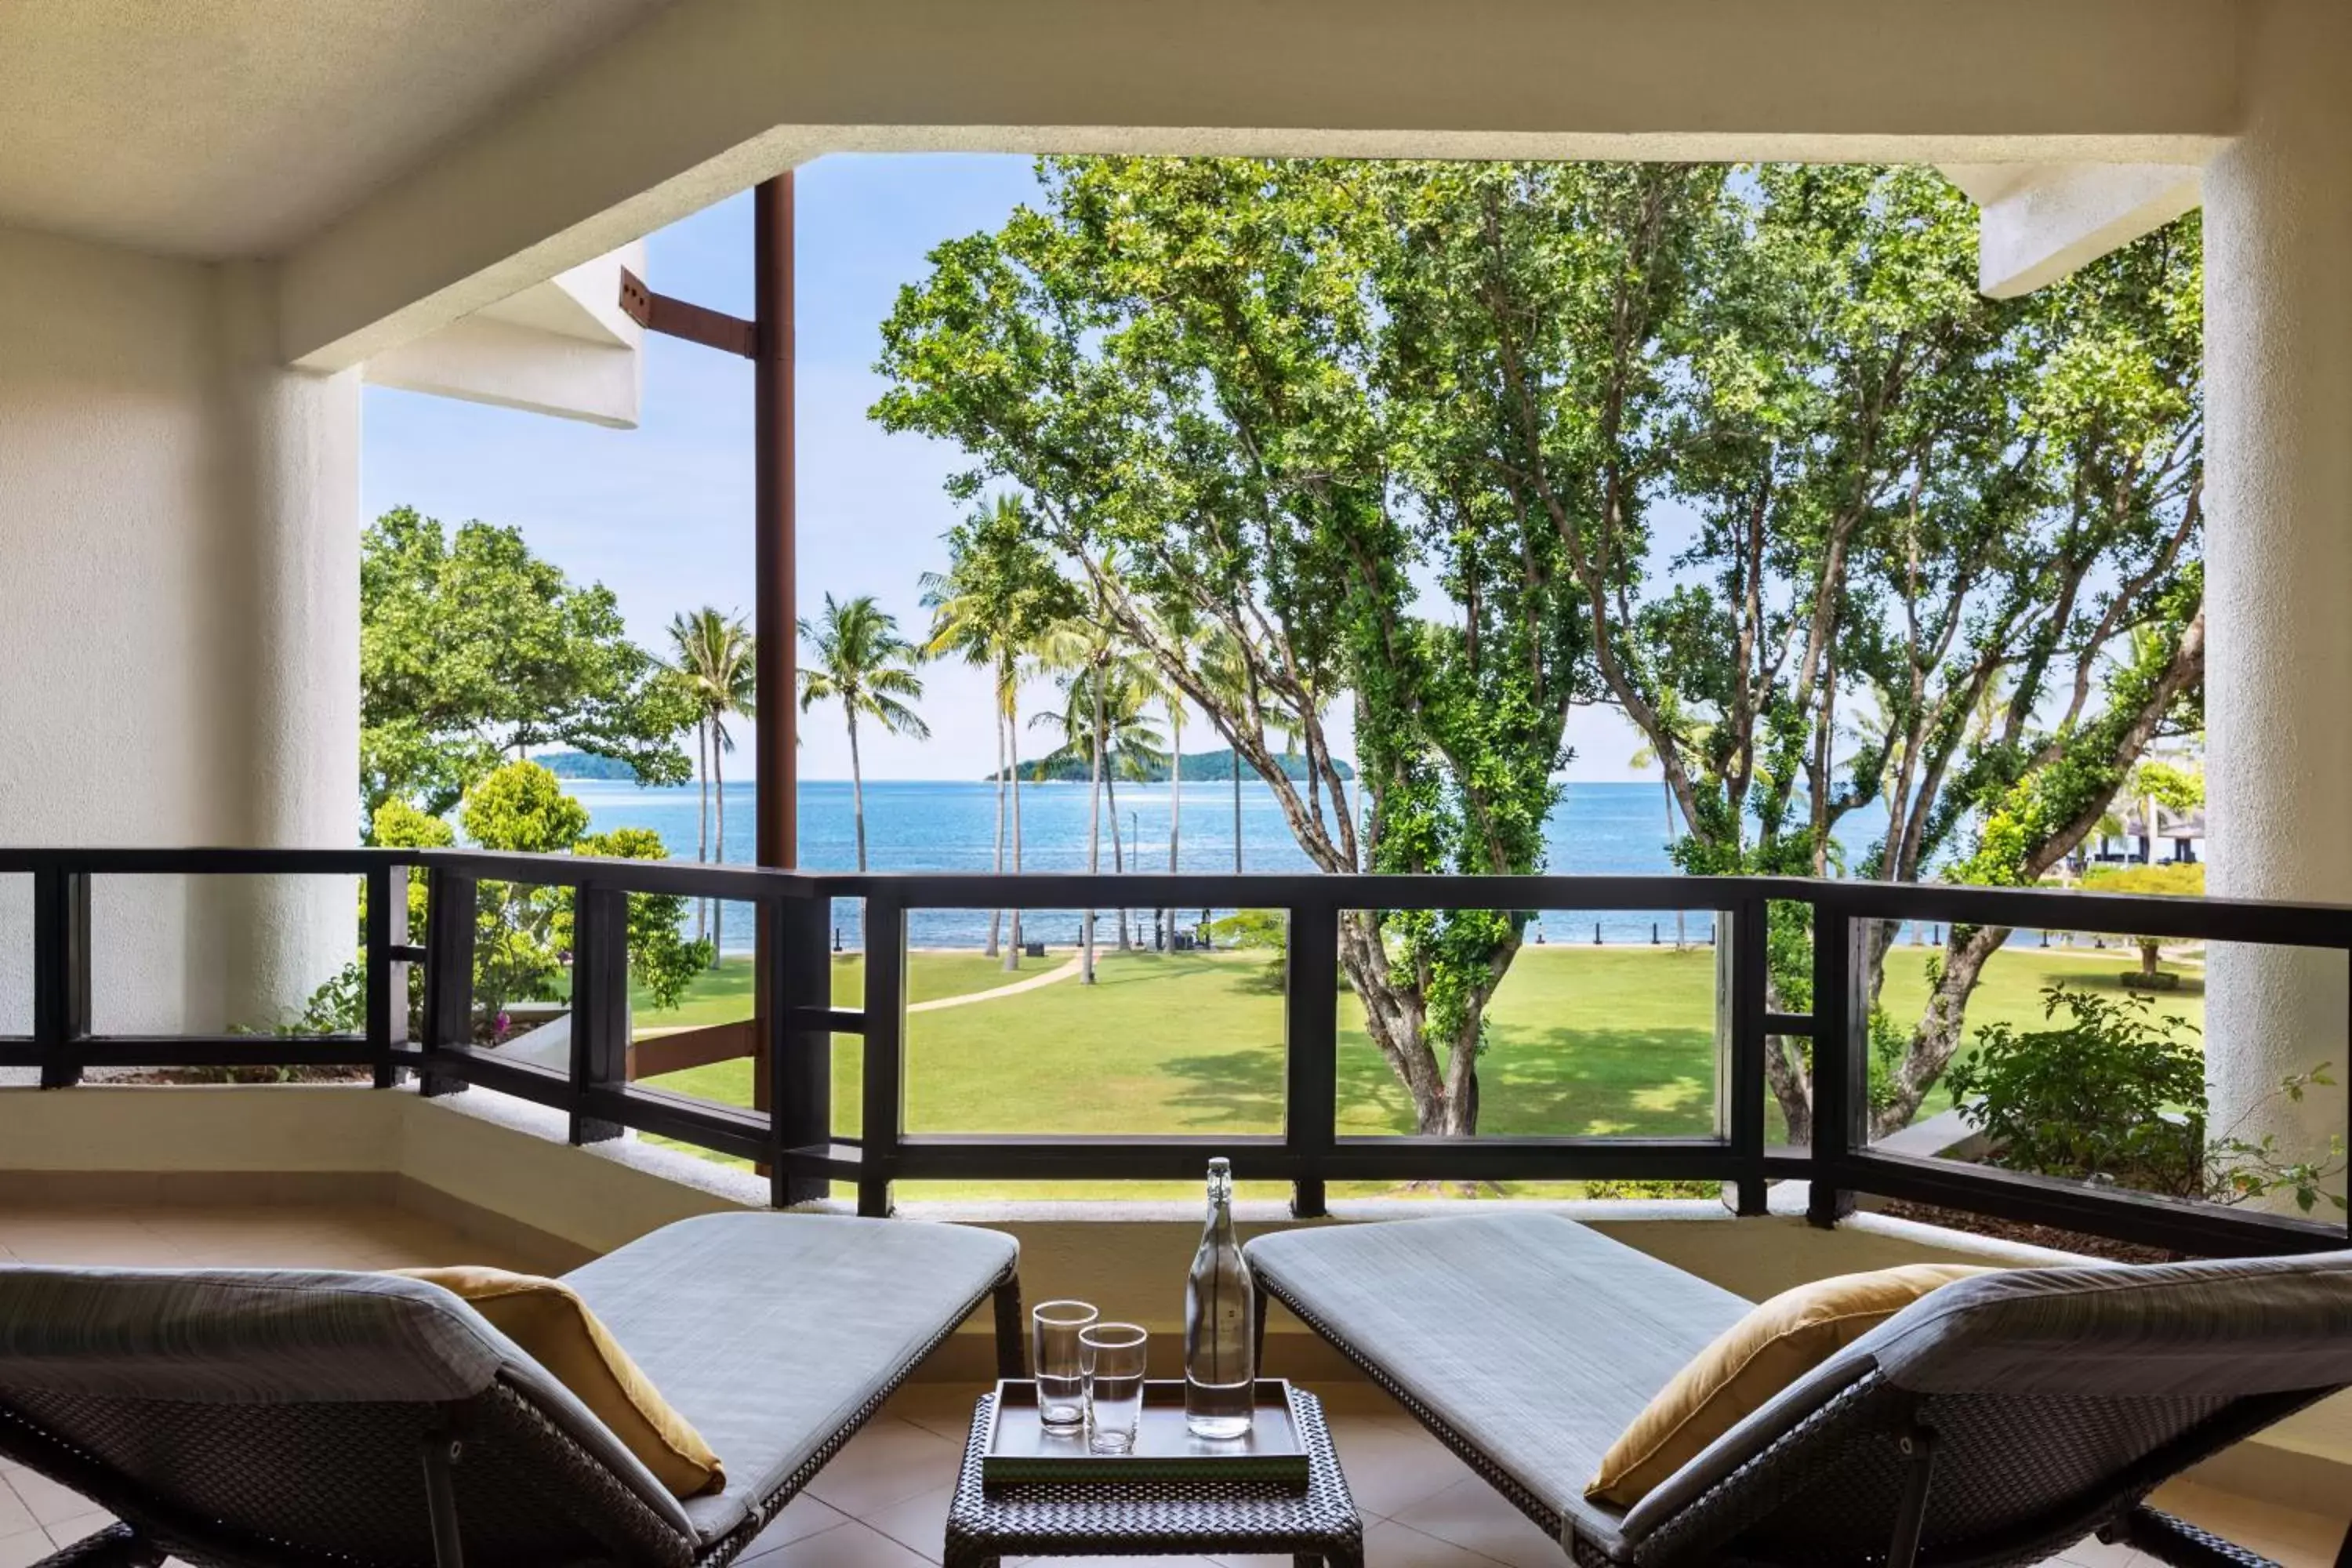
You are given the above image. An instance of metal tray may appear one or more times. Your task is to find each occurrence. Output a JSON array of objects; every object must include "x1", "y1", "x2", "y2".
[{"x1": 980, "y1": 1378, "x2": 1309, "y2": 1488}]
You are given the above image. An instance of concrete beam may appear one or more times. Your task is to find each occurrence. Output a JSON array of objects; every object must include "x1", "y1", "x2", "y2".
[
  {"x1": 279, "y1": 0, "x2": 2246, "y2": 368},
  {"x1": 1944, "y1": 162, "x2": 2204, "y2": 296},
  {"x1": 361, "y1": 243, "x2": 644, "y2": 426}
]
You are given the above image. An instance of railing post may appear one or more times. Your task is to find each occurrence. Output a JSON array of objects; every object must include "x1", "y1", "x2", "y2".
[
  {"x1": 569, "y1": 884, "x2": 630, "y2": 1144},
  {"x1": 31, "y1": 868, "x2": 90, "y2": 1090},
  {"x1": 419, "y1": 868, "x2": 476, "y2": 1098},
  {"x1": 772, "y1": 893, "x2": 836, "y2": 1210},
  {"x1": 365, "y1": 863, "x2": 412, "y2": 1089},
  {"x1": 1285, "y1": 900, "x2": 1340, "y2": 1219},
  {"x1": 1726, "y1": 895, "x2": 1769, "y2": 1215},
  {"x1": 855, "y1": 891, "x2": 905, "y2": 1218},
  {"x1": 1806, "y1": 893, "x2": 1864, "y2": 1227}
]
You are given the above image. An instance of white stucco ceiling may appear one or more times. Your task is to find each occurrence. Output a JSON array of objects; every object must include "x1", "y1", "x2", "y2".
[{"x1": 0, "y1": 0, "x2": 670, "y2": 258}]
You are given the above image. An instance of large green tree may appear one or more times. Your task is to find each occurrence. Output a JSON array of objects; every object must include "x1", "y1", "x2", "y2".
[
  {"x1": 361, "y1": 507, "x2": 691, "y2": 821},
  {"x1": 375, "y1": 760, "x2": 711, "y2": 1029},
  {"x1": 876, "y1": 158, "x2": 1715, "y2": 1134},
  {"x1": 878, "y1": 156, "x2": 2202, "y2": 1142}
]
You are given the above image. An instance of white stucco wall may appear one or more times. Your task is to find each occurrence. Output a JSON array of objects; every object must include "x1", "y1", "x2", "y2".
[
  {"x1": 0, "y1": 227, "x2": 361, "y2": 1041},
  {"x1": 2201, "y1": 2, "x2": 2352, "y2": 1178}
]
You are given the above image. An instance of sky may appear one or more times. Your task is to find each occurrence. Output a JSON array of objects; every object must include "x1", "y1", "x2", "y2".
[{"x1": 361, "y1": 154, "x2": 1651, "y2": 783}]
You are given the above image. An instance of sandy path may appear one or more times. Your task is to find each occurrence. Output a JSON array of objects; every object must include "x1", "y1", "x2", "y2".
[{"x1": 906, "y1": 954, "x2": 1083, "y2": 1013}]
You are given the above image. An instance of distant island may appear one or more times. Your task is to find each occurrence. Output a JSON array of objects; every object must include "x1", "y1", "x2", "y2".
[
  {"x1": 993, "y1": 749, "x2": 1352, "y2": 785},
  {"x1": 536, "y1": 750, "x2": 641, "y2": 781}
]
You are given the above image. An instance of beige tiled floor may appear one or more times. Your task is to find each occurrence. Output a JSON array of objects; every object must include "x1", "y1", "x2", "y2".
[{"x1": 1, "y1": 1203, "x2": 2347, "y2": 1567}]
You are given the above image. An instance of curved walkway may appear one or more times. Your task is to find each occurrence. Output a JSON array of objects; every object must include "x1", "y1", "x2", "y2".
[{"x1": 907, "y1": 953, "x2": 1083, "y2": 1013}]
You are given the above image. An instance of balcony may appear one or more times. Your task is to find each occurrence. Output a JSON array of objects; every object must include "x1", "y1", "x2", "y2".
[{"x1": 3, "y1": 850, "x2": 2350, "y2": 1564}]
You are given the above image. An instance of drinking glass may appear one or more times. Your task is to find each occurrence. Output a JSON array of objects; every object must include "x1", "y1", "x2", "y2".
[
  {"x1": 1080, "y1": 1322, "x2": 1149, "y2": 1454},
  {"x1": 1031, "y1": 1300, "x2": 1098, "y2": 1435}
]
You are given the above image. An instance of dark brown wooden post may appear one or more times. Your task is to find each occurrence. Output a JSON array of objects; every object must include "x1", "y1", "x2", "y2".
[{"x1": 753, "y1": 170, "x2": 799, "y2": 1177}]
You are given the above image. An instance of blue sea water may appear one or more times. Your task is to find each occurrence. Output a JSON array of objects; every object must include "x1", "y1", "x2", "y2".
[{"x1": 568, "y1": 776, "x2": 1903, "y2": 953}]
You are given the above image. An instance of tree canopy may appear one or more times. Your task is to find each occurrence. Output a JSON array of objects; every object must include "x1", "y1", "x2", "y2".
[
  {"x1": 876, "y1": 156, "x2": 2205, "y2": 1141},
  {"x1": 361, "y1": 506, "x2": 691, "y2": 822}
]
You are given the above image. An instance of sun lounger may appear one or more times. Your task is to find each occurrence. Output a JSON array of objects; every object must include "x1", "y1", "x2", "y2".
[
  {"x1": 1247, "y1": 1210, "x2": 2352, "y2": 1567},
  {"x1": 0, "y1": 1211, "x2": 1021, "y2": 1567}
]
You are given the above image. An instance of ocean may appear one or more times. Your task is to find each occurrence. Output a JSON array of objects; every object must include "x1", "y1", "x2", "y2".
[{"x1": 568, "y1": 777, "x2": 1904, "y2": 953}]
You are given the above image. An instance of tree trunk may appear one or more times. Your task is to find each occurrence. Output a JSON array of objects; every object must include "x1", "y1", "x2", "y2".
[
  {"x1": 1167, "y1": 706, "x2": 1181, "y2": 951},
  {"x1": 1338, "y1": 913, "x2": 1443, "y2": 1131},
  {"x1": 849, "y1": 713, "x2": 868, "y2": 874},
  {"x1": 710, "y1": 735, "x2": 726, "y2": 965},
  {"x1": 986, "y1": 689, "x2": 1006, "y2": 958},
  {"x1": 1007, "y1": 689, "x2": 1025, "y2": 972},
  {"x1": 1333, "y1": 911, "x2": 1512, "y2": 1138},
  {"x1": 695, "y1": 717, "x2": 710, "y2": 944},
  {"x1": 2140, "y1": 938, "x2": 2161, "y2": 980},
  {"x1": 1232, "y1": 754, "x2": 1243, "y2": 873},
  {"x1": 1082, "y1": 672, "x2": 1102, "y2": 985},
  {"x1": 1664, "y1": 779, "x2": 1686, "y2": 950},
  {"x1": 1106, "y1": 762, "x2": 1130, "y2": 949},
  {"x1": 1875, "y1": 926, "x2": 2006, "y2": 1138}
]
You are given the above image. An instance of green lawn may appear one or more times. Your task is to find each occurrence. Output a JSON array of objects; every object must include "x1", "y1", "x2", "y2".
[{"x1": 633, "y1": 937, "x2": 2201, "y2": 1200}]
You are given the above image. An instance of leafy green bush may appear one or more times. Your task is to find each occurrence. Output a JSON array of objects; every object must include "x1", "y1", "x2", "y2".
[
  {"x1": 1947, "y1": 982, "x2": 2206, "y2": 1196},
  {"x1": 1948, "y1": 982, "x2": 2346, "y2": 1213}
]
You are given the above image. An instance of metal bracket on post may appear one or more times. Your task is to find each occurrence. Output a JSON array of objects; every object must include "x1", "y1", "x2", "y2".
[
  {"x1": 569, "y1": 884, "x2": 629, "y2": 1144},
  {"x1": 31, "y1": 868, "x2": 90, "y2": 1090},
  {"x1": 419, "y1": 869, "x2": 477, "y2": 1098}
]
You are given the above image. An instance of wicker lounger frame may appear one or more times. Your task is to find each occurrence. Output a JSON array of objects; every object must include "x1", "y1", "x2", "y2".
[
  {"x1": 1254, "y1": 1273, "x2": 2328, "y2": 1568},
  {"x1": 0, "y1": 1265, "x2": 1025, "y2": 1568}
]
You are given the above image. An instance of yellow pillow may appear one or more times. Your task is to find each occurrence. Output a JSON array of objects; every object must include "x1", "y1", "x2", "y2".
[
  {"x1": 397, "y1": 1266, "x2": 724, "y2": 1499},
  {"x1": 1585, "y1": 1263, "x2": 1994, "y2": 1508}
]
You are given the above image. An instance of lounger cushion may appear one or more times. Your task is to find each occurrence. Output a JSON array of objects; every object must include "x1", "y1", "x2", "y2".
[
  {"x1": 564, "y1": 1211, "x2": 1018, "y2": 1544},
  {"x1": 1584, "y1": 1262, "x2": 1993, "y2": 1506},
  {"x1": 1246, "y1": 1212, "x2": 1750, "y2": 1555},
  {"x1": 398, "y1": 1265, "x2": 726, "y2": 1499}
]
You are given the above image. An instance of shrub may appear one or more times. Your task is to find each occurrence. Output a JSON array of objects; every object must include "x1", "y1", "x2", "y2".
[
  {"x1": 1948, "y1": 982, "x2": 2346, "y2": 1213},
  {"x1": 1947, "y1": 982, "x2": 2206, "y2": 1196}
]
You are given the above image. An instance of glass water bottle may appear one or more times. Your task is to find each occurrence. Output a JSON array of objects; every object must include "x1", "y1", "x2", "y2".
[{"x1": 1183, "y1": 1156, "x2": 1256, "y2": 1439}]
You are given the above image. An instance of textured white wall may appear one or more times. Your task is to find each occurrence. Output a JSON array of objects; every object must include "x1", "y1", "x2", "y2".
[
  {"x1": 2202, "y1": 2, "x2": 2352, "y2": 1180},
  {"x1": 0, "y1": 228, "x2": 360, "y2": 1043}
]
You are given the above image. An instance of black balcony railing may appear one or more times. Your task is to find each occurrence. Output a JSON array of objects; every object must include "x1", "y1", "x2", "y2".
[{"x1": 1, "y1": 848, "x2": 2346, "y2": 1260}]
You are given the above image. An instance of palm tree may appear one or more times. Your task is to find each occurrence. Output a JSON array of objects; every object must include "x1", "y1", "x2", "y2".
[
  {"x1": 798, "y1": 593, "x2": 930, "y2": 873},
  {"x1": 666, "y1": 608, "x2": 755, "y2": 962},
  {"x1": 1035, "y1": 595, "x2": 1160, "y2": 980},
  {"x1": 920, "y1": 498, "x2": 1072, "y2": 969},
  {"x1": 1033, "y1": 664, "x2": 1169, "y2": 954}
]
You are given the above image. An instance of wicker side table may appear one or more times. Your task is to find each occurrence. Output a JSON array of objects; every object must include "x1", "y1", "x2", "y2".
[{"x1": 944, "y1": 1385, "x2": 1366, "y2": 1566}]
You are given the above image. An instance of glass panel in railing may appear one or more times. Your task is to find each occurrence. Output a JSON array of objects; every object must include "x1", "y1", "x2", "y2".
[
  {"x1": 1861, "y1": 913, "x2": 2349, "y2": 1252},
  {"x1": 1332, "y1": 906, "x2": 1726, "y2": 1196},
  {"x1": 614, "y1": 884, "x2": 763, "y2": 1163},
  {"x1": 83, "y1": 873, "x2": 369, "y2": 1075},
  {"x1": 899, "y1": 904, "x2": 1287, "y2": 1150},
  {"x1": 456, "y1": 870, "x2": 573, "y2": 1073}
]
